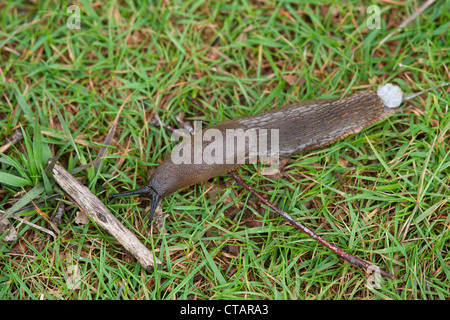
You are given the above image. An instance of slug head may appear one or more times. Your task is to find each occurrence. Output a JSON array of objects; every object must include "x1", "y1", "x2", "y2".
[{"x1": 111, "y1": 186, "x2": 160, "y2": 226}]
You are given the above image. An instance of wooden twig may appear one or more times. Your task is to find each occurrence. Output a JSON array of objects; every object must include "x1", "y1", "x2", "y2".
[
  {"x1": 230, "y1": 171, "x2": 395, "y2": 280},
  {"x1": 175, "y1": 115, "x2": 194, "y2": 134},
  {"x1": 52, "y1": 162, "x2": 162, "y2": 270}
]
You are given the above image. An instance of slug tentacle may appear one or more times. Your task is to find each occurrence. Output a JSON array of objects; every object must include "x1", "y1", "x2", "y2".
[{"x1": 111, "y1": 186, "x2": 160, "y2": 225}]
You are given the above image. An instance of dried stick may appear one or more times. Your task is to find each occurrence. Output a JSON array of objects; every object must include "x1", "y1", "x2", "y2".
[
  {"x1": 333, "y1": 171, "x2": 362, "y2": 218},
  {"x1": 230, "y1": 171, "x2": 395, "y2": 280},
  {"x1": 379, "y1": 0, "x2": 436, "y2": 45},
  {"x1": 0, "y1": 128, "x2": 23, "y2": 153},
  {"x1": 52, "y1": 162, "x2": 162, "y2": 270}
]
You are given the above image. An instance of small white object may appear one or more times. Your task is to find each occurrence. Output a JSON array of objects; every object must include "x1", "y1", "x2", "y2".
[{"x1": 377, "y1": 83, "x2": 403, "y2": 108}]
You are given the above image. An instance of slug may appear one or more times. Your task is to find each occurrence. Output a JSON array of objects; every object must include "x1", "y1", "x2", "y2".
[{"x1": 112, "y1": 86, "x2": 400, "y2": 225}]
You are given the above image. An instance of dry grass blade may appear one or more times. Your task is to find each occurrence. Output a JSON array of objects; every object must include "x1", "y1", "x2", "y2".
[
  {"x1": 93, "y1": 91, "x2": 135, "y2": 173},
  {"x1": 25, "y1": 192, "x2": 60, "y2": 235},
  {"x1": 379, "y1": 0, "x2": 436, "y2": 45}
]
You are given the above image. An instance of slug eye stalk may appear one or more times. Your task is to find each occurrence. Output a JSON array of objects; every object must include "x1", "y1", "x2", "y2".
[{"x1": 111, "y1": 186, "x2": 160, "y2": 226}]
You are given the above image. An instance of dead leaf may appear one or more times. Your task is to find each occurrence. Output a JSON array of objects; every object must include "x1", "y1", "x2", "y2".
[
  {"x1": 261, "y1": 157, "x2": 290, "y2": 179},
  {"x1": 75, "y1": 211, "x2": 89, "y2": 225}
]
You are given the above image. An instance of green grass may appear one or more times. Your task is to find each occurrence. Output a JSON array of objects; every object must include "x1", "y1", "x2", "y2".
[{"x1": 0, "y1": 0, "x2": 449, "y2": 300}]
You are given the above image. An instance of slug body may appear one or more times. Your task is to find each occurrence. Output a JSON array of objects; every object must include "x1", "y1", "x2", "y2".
[{"x1": 112, "y1": 91, "x2": 396, "y2": 224}]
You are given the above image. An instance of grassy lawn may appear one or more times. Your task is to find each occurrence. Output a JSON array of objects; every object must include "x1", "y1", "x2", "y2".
[{"x1": 0, "y1": 0, "x2": 449, "y2": 300}]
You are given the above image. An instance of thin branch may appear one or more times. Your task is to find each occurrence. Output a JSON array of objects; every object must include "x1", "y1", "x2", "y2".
[
  {"x1": 333, "y1": 171, "x2": 362, "y2": 218},
  {"x1": 93, "y1": 91, "x2": 135, "y2": 173},
  {"x1": 52, "y1": 162, "x2": 162, "y2": 270},
  {"x1": 12, "y1": 216, "x2": 57, "y2": 238},
  {"x1": 230, "y1": 171, "x2": 395, "y2": 280}
]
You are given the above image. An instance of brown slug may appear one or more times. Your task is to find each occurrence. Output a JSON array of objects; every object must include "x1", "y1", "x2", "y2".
[{"x1": 112, "y1": 89, "x2": 399, "y2": 225}]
